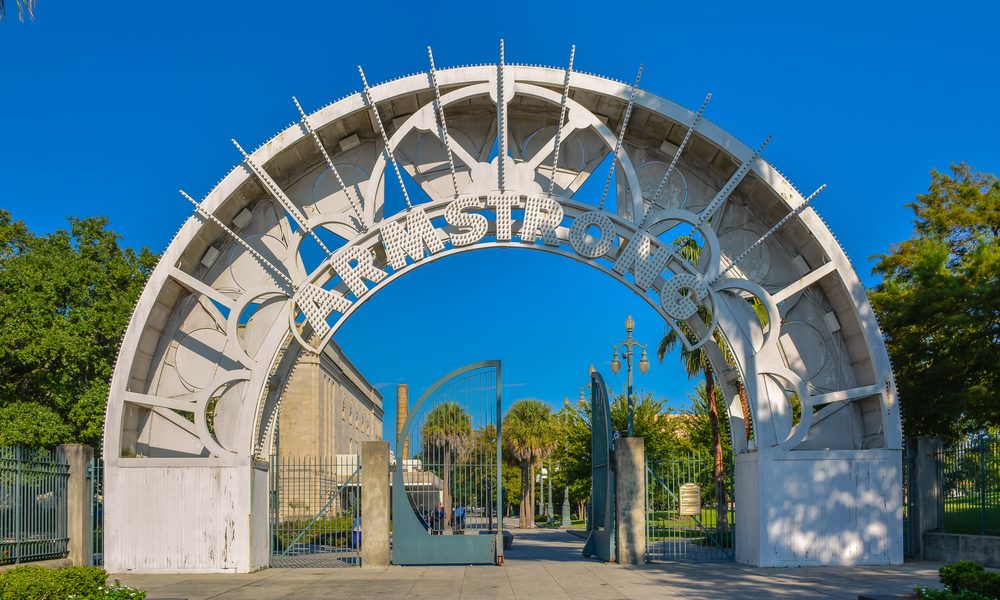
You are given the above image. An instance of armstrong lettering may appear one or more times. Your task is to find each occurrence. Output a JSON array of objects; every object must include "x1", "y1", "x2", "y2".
[{"x1": 289, "y1": 193, "x2": 713, "y2": 353}]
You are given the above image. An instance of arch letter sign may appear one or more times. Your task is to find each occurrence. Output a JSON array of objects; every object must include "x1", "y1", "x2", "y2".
[{"x1": 104, "y1": 45, "x2": 903, "y2": 572}]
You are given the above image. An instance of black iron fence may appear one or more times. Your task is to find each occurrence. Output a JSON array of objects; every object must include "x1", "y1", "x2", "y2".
[
  {"x1": 938, "y1": 435, "x2": 999, "y2": 537},
  {"x1": 88, "y1": 457, "x2": 104, "y2": 565},
  {"x1": 0, "y1": 447, "x2": 70, "y2": 565}
]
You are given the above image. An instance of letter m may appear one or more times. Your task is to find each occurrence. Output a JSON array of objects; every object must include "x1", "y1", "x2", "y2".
[
  {"x1": 612, "y1": 232, "x2": 672, "y2": 291},
  {"x1": 380, "y1": 207, "x2": 445, "y2": 270}
]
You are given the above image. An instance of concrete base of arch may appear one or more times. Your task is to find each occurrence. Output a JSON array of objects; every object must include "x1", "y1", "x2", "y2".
[
  {"x1": 105, "y1": 460, "x2": 270, "y2": 573},
  {"x1": 735, "y1": 449, "x2": 903, "y2": 567}
]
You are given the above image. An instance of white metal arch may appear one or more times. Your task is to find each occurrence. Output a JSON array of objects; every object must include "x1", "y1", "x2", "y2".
[{"x1": 103, "y1": 52, "x2": 902, "y2": 572}]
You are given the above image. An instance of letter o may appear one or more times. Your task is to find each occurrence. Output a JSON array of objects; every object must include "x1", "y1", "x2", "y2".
[
  {"x1": 569, "y1": 211, "x2": 616, "y2": 258},
  {"x1": 659, "y1": 273, "x2": 709, "y2": 320}
]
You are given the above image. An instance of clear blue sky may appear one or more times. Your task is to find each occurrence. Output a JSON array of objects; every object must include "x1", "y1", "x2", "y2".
[{"x1": 3, "y1": 1, "x2": 998, "y2": 443}]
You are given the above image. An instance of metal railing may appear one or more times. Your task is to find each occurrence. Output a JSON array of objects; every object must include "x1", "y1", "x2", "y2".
[
  {"x1": 0, "y1": 447, "x2": 70, "y2": 565},
  {"x1": 902, "y1": 442, "x2": 914, "y2": 557},
  {"x1": 645, "y1": 452, "x2": 734, "y2": 562},
  {"x1": 269, "y1": 454, "x2": 361, "y2": 567},
  {"x1": 88, "y1": 457, "x2": 104, "y2": 565},
  {"x1": 938, "y1": 435, "x2": 999, "y2": 536}
]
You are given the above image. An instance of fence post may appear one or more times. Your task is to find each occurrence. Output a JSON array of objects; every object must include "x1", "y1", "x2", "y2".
[
  {"x1": 615, "y1": 437, "x2": 646, "y2": 565},
  {"x1": 57, "y1": 444, "x2": 94, "y2": 567},
  {"x1": 360, "y1": 441, "x2": 389, "y2": 567},
  {"x1": 910, "y1": 437, "x2": 943, "y2": 559}
]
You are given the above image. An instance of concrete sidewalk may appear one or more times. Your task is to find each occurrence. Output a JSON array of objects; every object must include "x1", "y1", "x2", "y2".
[{"x1": 116, "y1": 528, "x2": 943, "y2": 599}]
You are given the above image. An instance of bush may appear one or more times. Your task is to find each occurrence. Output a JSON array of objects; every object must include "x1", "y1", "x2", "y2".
[
  {"x1": 916, "y1": 561, "x2": 1000, "y2": 600},
  {"x1": 916, "y1": 588, "x2": 990, "y2": 600},
  {"x1": 0, "y1": 566, "x2": 145, "y2": 600},
  {"x1": 940, "y1": 561, "x2": 1000, "y2": 599}
]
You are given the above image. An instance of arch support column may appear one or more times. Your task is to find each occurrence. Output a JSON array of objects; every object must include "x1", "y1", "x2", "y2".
[{"x1": 735, "y1": 448, "x2": 903, "y2": 566}]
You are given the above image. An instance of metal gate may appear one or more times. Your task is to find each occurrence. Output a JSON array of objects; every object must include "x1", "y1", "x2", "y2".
[
  {"x1": 582, "y1": 371, "x2": 614, "y2": 562},
  {"x1": 392, "y1": 360, "x2": 502, "y2": 565},
  {"x1": 646, "y1": 452, "x2": 734, "y2": 562},
  {"x1": 0, "y1": 447, "x2": 70, "y2": 565},
  {"x1": 269, "y1": 455, "x2": 361, "y2": 567},
  {"x1": 88, "y1": 457, "x2": 104, "y2": 566}
]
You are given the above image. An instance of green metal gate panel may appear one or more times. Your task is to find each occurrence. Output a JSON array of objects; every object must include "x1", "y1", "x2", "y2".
[
  {"x1": 582, "y1": 371, "x2": 615, "y2": 562},
  {"x1": 646, "y1": 453, "x2": 734, "y2": 562},
  {"x1": 392, "y1": 361, "x2": 502, "y2": 566}
]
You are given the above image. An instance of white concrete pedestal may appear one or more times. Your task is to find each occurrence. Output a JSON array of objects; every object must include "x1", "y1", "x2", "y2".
[{"x1": 735, "y1": 449, "x2": 903, "y2": 566}]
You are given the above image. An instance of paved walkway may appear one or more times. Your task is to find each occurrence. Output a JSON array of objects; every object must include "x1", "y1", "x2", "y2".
[{"x1": 117, "y1": 528, "x2": 943, "y2": 599}]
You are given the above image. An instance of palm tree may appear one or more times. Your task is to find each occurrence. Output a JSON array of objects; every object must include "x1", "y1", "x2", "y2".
[
  {"x1": 422, "y1": 402, "x2": 471, "y2": 531},
  {"x1": 502, "y1": 399, "x2": 556, "y2": 528}
]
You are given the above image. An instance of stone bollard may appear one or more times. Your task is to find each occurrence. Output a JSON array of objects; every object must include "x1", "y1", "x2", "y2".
[
  {"x1": 57, "y1": 444, "x2": 94, "y2": 567},
  {"x1": 360, "y1": 441, "x2": 390, "y2": 567},
  {"x1": 615, "y1": 437, "x2": 646, "y2": 565}
]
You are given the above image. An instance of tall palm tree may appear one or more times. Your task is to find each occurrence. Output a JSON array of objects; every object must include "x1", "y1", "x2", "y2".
[
  {"x1": 422, "y1": 402, "x2": 471, "y2": 531},
  {"x1": 502, "y1": 399, "x2": 555, "y2": 528}
]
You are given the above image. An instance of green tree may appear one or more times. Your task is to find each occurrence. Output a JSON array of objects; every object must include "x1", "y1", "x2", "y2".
[
  {"x1": 551, "y1": 397, "x2": 593, "y2": 521},
  {"x1": 502, "y1": 399, "x2": 555, "y2": 528},
  {"x1": 870, "y1": 164, "x2": 1000, "y2": 439},
  {"x1": 551, "y1": 390, "x2": 689, "y2": 522},
  {"x1": 0, "y1": 212, "x2": 156, "y2": 448},
  {"x1": 611, "y1": 390, "x2": 692, "y2": 459},
  {"x1": 0, "y1": 402, "x2": 72, "y2": 447},
  {"x1": 421, "y1": 402, "x2": 471, "y2": 525}
]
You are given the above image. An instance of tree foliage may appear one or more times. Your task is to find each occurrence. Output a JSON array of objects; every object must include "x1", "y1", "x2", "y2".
[
  {"x1": 421, "y1": 402, "x2": 471, "y2": 521},
  {"x1": 551, "y1": 390, "x2": 696, "y2": 521},
  {"x1": 0, "y1": 211, "x2": 156, "y2": 448},
  {"x1": 502, "y1": 399, "x2": 555, "y2": 528},
  {"x1": 870, "y1": 164, "x2": 1000, "y2": 439}
]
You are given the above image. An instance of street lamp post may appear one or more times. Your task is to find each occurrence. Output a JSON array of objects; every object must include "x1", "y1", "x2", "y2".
[
  {"x1": 609, "y1": 314, "x2": 650, "y2": 437},
  {"x1": 547, "y1": 460, "x2": 554, "y2": 521}
]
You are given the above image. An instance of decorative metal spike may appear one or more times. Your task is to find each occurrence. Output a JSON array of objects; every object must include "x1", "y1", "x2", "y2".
[
  {"x1": 231, "y1": 138, "x2": 334, "y2": 256},
  {"x1": 180, "y1": 190, "x2": 295, "y2": 291},
  {"x1": 496, "y1": 39, "x2": 508, "y2": 193},
  {"x1": 641, "y1": 92, "x2": 712, "y2": 227},
  {"x1": 292, "y1": 96, "x2": 368, "y2": 233},
  {"x1": 359, "y1": 65, "x2": 413, "y2": 210},
  {"x1": 696, "y1": 135, "x2": 772, "y2": 227},
  {"x1": 548, "y1": 45, "x2": 576, "y2": 197},
  {"x1": 427, "y1": 47, "x2": 460, "y2": 199},
  {"x1": 599, "y1": 64, "x2": 644, "y2": 211},
  {"x1": 714, "y1": 184, "x2": 826, "y2": 282}
]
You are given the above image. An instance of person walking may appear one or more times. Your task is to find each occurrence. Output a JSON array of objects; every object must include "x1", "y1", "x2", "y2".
[
  {"x1": 453, "y1": 504, "x2": 466, "y2": 534},
  {"x1": 432, "y1": 501, "x2": 446, "y2": 535}
]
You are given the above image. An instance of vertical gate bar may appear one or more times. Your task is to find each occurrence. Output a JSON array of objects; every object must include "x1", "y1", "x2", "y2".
[
  {"x1": 14, "y1": 447, "x2": 21, "y2": 564},
  {"x1": 496, "y1": 364, "x2": 503, "y2": 562}
]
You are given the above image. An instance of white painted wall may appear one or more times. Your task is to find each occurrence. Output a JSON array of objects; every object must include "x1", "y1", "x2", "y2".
[
  {"x1": 736, "y1": 449, "x2": 903, "y2": 566},
  {"x1": 106, "y1": 461, "x2": 267, "y2": 573}
]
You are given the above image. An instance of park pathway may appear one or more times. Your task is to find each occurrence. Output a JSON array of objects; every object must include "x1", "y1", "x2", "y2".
[{"x1": 118, "y1": 527, "x2": 943, "y2": 599}]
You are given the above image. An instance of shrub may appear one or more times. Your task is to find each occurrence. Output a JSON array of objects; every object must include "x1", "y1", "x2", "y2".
[
  {"x1": 916, "y1": 561, "x2": 1000, "y2": 600},
  {"x1": 0, "y1": 565, "x2": 145, "y2": 600},
  {"x1": 916, "y1": 588, "x2": 990, "y2": 600},
  {"x1": 940, "y1": 561, "x2": 1000, "y2": 599}
]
